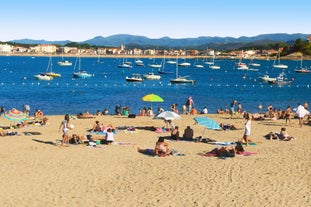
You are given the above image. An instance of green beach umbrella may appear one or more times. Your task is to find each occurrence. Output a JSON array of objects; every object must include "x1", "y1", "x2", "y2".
[{"x1": 141, "y1": 94, "x2": 164, "y2": 102}]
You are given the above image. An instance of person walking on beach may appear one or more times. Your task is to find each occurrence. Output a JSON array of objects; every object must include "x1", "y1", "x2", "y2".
[
  {"x1": 0, "y1": 106, "x2": 5, "y2": 117},
  {"x1": 230, "y1": 100, "x2": 237, "y2": 118},
  {"x1": 59, "y1": 114, "x2": 73, "y2": 146},
  {"x1": 186, "y1": 96, "x2": 194, "y2": 114},
  {"x1": 296, "y1": 103, "x2": 309, "y2": 127},
  {"x1": 240, "y1": 112, "x2": 251, "y2": 146},
  {"x1": 284, "y1": 105, "x2": 292, "y2": 125}
]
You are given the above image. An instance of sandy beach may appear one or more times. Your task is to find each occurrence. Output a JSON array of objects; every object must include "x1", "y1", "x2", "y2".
[{"x1": 0, "y1": 113, "x2": 310, "y2": 207}]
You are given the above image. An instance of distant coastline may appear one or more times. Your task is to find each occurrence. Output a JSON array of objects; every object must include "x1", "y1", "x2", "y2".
[{"x1": 1, "y1": 53, "x2": 310, "y2": 60}]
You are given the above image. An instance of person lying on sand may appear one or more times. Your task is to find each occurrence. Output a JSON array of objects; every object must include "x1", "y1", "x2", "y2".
[
  {"x1": 266, "y1": 127, "x2": 295, "y2": 141},
  {"x1": 138, "y1": 137, "x2": 172, "y2": 157}
]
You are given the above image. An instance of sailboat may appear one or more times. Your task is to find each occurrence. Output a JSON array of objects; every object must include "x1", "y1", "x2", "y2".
[
  {"x1": 58, "y1": 47, "x2": 72, "y2": 66},
  {"x1": 73, "y1": 56, "x2": 92, "y2": 79},
  {"x1": 295, "y1": 55, "x2": 310, "y2": 73},
  {"x1": 148, "y1": 55, "x2": 162, "y2": 68},
  {"x1": 273, "y1": 49, "x2": 288, "y2": 69},
  {"x1": 170, "y1": 56, "x2": 195, "y2": 84},
  {"x1": 96, "y1": 54, "x2": 104, "y2": 64},
  {"x1": 194, "y1": 56, "x2": 204, "y2": 68},
  {"x1": 209, "y1": 55, "x2": 220, "y2": 69},
  {"x1": 118, "y1": 58, "x2": 132, "y2": 68},
  {"x1": 249, "y1": 57, "x2": 261, "y2": 67},
  {"x1": 45, "y1": 56, "x2": 61, "y2": 77},
  {"x1": 158, "y1": 58, "x2": 173, "y2": 74},
  {"x1": 178, "y1": 57, "x2": 191, "y2": 67}
]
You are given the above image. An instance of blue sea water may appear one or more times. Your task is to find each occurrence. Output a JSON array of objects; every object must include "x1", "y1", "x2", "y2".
[{"x1": 0, "y1": 56, "x2": 310, "y2": 115}]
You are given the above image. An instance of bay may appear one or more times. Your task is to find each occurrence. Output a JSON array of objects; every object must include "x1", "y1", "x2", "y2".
[{"x1": 0, "y1": 56, "x2": 310, "y2": 115}]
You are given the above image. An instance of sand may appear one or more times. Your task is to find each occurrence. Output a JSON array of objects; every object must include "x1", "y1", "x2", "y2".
[{"x1": 0, "y1": 113, "x2": 310, "y2": 207}]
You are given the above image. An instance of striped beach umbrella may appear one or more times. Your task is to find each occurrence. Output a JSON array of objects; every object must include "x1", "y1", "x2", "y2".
[{"x1": 4, "y1": 108, "x2": 28, "y2": 122}]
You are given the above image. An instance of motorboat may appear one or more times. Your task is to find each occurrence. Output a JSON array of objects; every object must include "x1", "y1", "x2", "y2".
[
  {"x1": 148, "y1": 63, "x2": 162, "y2": 68},
  {"x1": 295, "y1": 68, "x2": 310, "y2": 73},
  {"x1": 268, "y1": 71, "x2": 293, "y2": 85},
  {"x1": 34, "y1": 73, "x2": 53, "y2": 81},
  {"x1": 170, "y1": 76, "x2": 196, "y2": 84},
  {"x1": 125, "y1": 74, "x2": 144, "y2": 82},
  {"x1": 58, "y1": 60, "x2": 72, "y2": 66},
  {"x1": 259, "y1": 74, "x2": 276, "y2": 82},
  {"x1": 143, "y1": 72, "x2": 161, "y2": 80}
]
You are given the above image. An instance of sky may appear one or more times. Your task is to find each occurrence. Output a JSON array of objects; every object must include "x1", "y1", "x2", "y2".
[{"x1": 1, "y1": 0, "x2": 310, "y2": 42}]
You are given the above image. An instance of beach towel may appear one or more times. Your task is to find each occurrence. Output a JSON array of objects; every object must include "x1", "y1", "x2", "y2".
[
  {"x1": 113, "y1": 142, "x2": 136, "y2": 146},
  {"x1": 124, "y1": 128, "x2": 138, "y2": 134},
  {"x1": 237, "y1": 151, "x2": 257, "y2": 156},
  {"x1": 210, "y1": 141, "x2": 257, "y2": 146}
]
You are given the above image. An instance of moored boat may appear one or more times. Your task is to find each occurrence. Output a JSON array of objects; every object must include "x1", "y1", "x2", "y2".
[
  {"x1": 34, "y1": 73, "x2": 53, "y2": 81},
  {"x1": 126, "y1": 74, "x2": 144, "y2": 82}
]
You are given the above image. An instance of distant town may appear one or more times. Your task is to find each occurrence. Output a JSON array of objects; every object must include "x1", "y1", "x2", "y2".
[{"x1": 1, "y1": 36, "x2": 311, "y2": 59}]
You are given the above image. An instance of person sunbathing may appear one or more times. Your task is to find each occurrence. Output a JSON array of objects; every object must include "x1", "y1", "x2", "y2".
[
  {"x1": 90, "y1": 120, "x2": 103, "y2": 132},
  {"x1": 219, "y1": 123, "x2": 239, "y2": 130},
  {"x1": 209, "y1": 146, "x2": 236, "y2": 157},
  {"x1": 138, "y1": 137, "x2": 172, "y2": 157},
  {"x1": 69, "y1": 134, "x2": 85, "y2": 144}
]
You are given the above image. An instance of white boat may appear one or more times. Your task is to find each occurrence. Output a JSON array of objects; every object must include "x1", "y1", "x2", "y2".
[
  {"x1": 149, "y1": 55, "x2": 162, "y2": 68},
  {"x1": 166, "y1": 59, "x2": 177, "y2": 64},
  {"x1": 143, "y1": 72, "x2": 161, "y2": 80},
  {"x1": 73, "y1": 56, "x2": 92, "y2": 79},
  {"x1": 58, "y1": 60, "x2": 72, "y2": 66},
  {"x1": 126, "y1": 74, "x2": 144, "y2": 82},
  {"x1": 237, "y1": 65, "x2": 249, "y2": 70},
  {"x1": 118, "y1": 58, "x2": 133, "y2": 68},
  {"x1": 118, "y1": 63, "x2": 133, "y2": 68},
  {"x1": 295, "y1": 55, "x2": 310, "y2": 73},
  {"x1": 178, "y1": 58, "x2": 191, "y2": 67},
  {"x1": 259, "y1": 74, "x2": 276, "y2": 82},
  {"x1": 236, "y1": 50, "x2": 247, "y2": 67},
  {"x1": 58, "y1": 47, "x2": 72, "y2": 66},
  {"x1": 96, "y1": 55, "x2": 104, "y2": 64},
  {"x1": 209, "y1": 55, "x2": 220, "y2": 69},
  {"x1": 249, "y1": 58, "x2": 261, "y2": 67},
  {"x1": 34, "y1": 73, "x2": 53, "y2": 81},
  {"x1": 273, "y1": 49, "x2": 288, "y2": 69},
  {"x1": 194, "y1": 56, "x2": 204, "y2": 68},
  {"x1": 45, "y1": 56, "x2": 61, "y2": 77},
  {"x1": 209, "y1": 65, "x2": 221, "y2": 69},
  {"x1": 268, "y1": 71, "x2": 293, "y2": 85},
  {"x1": 135, "y1": 59, "x2": 144, "y2": 66},
  {"x1": 170, "y1": 56, "x2": 195, "y2": 84}
]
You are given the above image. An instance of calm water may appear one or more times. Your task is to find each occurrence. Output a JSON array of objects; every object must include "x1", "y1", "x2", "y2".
[{"x1": 0, "y1": 56, "x2": 310, "y2": 115}]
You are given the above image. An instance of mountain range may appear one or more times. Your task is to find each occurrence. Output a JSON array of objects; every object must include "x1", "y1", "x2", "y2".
[{"x1": 9, "y1": 33, "x2": 310, "y2": 50}]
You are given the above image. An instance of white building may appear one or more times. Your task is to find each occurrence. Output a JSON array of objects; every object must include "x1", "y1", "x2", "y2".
[{"x1": 0, "y1": 44, "x2": 13, "y2": 54}]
